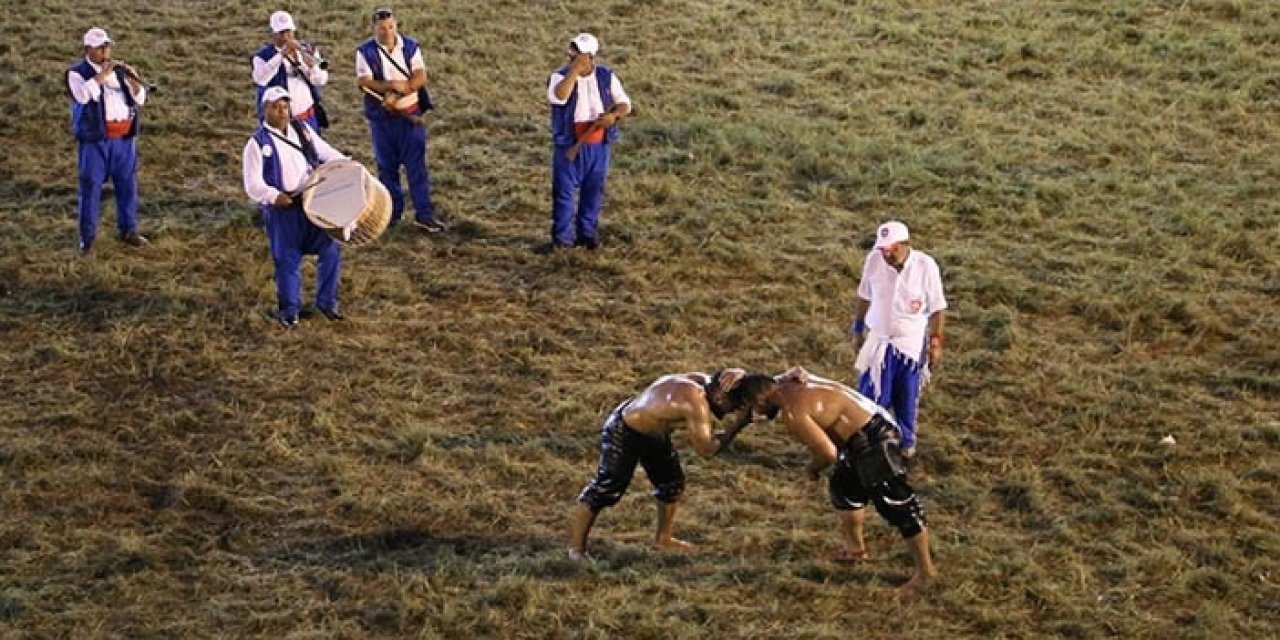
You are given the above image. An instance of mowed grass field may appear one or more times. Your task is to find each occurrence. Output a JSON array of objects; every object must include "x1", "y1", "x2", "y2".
[{"x1": 2, "y1": 0, "x2": 1278, "y2": 637}]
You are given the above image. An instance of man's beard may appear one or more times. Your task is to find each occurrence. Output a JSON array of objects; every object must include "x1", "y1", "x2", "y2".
[{"x1": 708, "y1": 396, "x2": 729, "y2": 420}]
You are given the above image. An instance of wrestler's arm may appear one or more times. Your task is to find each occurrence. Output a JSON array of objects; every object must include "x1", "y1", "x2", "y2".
[
  {"x1": 787, "y1": 412, "x2": 839, "y2": 480},
  {"x1": 683, "y1": 387, "x2": 726, "y2": 459}
]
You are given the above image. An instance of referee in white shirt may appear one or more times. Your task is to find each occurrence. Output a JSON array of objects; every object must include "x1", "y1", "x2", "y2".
[{"x1": 849, "y1": 221, "x2": 948, "y2": 455}]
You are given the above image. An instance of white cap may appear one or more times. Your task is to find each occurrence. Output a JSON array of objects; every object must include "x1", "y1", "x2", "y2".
[
  {"x1": 261, "y1": 86, "x2": 291, "y2": 106},
  {"x1": 873, "y1": 221, "x2": 910, "y2": 249},
  {"x1": 83, "y1": 28, "x2": 112, "y2": 48},
  {"x1": 571, "y1": 33, "x2": 599, "y2": 55},
  {"x1": 270, "y1": 11, "x2": 296, "y2": 33}
]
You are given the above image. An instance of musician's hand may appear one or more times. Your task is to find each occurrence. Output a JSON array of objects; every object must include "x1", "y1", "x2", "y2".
[
  {"x1": 595, "y1": 112, "x2": 619, "y2": 128},
  {"x1": 569, "y1": 53, "x2": 593, "y2": 76},
  {"x1": 381, "y1": 93, "x2": 399, "y2": 111},
  {"x1": 389, "y1": 80, "x2": 410, "y2": 95},
  {"x1": 273, "y1": 193, "x2": 293, "y2": 207}
]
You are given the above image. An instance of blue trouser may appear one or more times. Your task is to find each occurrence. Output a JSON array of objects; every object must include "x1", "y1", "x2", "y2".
[
  {"x1": 550, "y1": 142, "x2": 610, "y2": 245},
  {"x1": 857, "y1": 344, "x2": 925, "y2": 449},
  {"x1": 77, "y1": 137, "x2": 139, "y2": 247},
  {"x1": 262, "y1": 203, "x2": 341, "y2": 317},
  {"x1": 369, "y1": 116, "x2": 435, "y2": 224}
]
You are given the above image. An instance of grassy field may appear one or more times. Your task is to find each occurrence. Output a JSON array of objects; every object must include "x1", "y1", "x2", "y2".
[{"x1": 2, "y1": 0, "x2": 1278, "y2": 637}]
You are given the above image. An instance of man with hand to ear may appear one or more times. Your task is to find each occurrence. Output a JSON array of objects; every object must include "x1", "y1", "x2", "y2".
[{"x1": 546, "y1": 33, "x2": 632, "y2": 251}]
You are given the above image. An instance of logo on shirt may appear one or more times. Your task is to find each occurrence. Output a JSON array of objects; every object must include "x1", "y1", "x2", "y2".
[{"x1": 262, "y1": 145, "x2": 273, "y2": 157}]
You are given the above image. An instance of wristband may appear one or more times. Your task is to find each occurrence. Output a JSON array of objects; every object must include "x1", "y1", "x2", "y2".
[
  {"x1": 853, "y1": 319, "x2": 867, "y2": 335},
  {"x1": 929, "y1": 334, "x2": 944, "y2": 347}
]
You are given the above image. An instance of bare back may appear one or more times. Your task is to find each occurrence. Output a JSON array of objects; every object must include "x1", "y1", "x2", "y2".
[
  {"x1": 622, "y1": 373, "x2": 713, "y2": 437},
  {"x1": 772, "y1": 375, "x2": 887, "y2": 469}
]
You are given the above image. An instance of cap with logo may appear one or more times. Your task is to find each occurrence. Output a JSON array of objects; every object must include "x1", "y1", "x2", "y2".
[
  {"x1": 83, "y1": 28, "x2": 112, "y2": 48},
  {"x1": 270, "y1": 11, "x2": 296, "y2": 33},
  {"x1": 873, "y1": 221, "x2": 910, "y2": 249},
  {"x1": 571, "y1": 33, "x2": 599, "y2": 55},
  {"x1": 261, "y1": 86, "x2": 292, "y2": 106}
]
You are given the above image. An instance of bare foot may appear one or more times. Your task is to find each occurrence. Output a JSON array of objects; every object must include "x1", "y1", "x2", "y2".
[
  {"x1": 653, "y1": 537, "x2": 698, "y2": 553},
  {"x1": 830, "y1": 547, "x2": 870, "y2": 563},
  {"x1": 896, "y1": 574, "x2": 936, "y2": 601}
]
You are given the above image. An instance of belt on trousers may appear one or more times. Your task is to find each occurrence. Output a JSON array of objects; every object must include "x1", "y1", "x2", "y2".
[{"x1": 105, "y1": 119, "x2": 133, "y2": 138}]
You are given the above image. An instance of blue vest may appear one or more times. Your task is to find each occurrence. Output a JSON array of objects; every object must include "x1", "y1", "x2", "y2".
[
  {"x1": 550, "y1": 65, "x2": 620, "y2": 147},
  {"x1": 253, "y1": 43, "x2": 289, "y2": 120},
  {"x1": 357, "y1": 37, "x2": 432, "y2": 120},
  {"x1": 252, "y1": 122, "x2": 320, "y2": 194},
  {"x1": 68, "y1": 60, "x2": 139, "y2": 143}
]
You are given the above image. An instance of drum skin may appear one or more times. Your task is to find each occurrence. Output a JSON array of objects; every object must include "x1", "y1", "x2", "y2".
[{"x1": 300, "y1": 159, "x2": 392, "y2": 246}]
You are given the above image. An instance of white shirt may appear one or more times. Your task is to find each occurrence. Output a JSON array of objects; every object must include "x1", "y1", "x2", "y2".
[
  {"x1": 356, "y1": 36, "x2": 425, "y2": 110},
  {"x1": 67, "y1": 59, "x2": 148, "y2": 121},
  {"x1": 547, "y1": 68, "x2": 631, "y2": 123},
  {"x1": 252, "y1": 45, "x2": 328, "y2": 117},
  {"x1": 856, "y1": 249, "x2": 948, "y2": 362},
  {"x1": 242, "y1": 123, "x2": 346, "y2": 206}
]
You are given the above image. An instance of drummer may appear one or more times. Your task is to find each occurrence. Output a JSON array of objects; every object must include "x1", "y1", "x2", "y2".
[{"x1": 242, "y1": 86, "x2": 349, "y2": 328}]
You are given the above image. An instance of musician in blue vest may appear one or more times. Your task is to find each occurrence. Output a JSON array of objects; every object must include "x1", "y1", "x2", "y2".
[
  {"x1": 242, "y1": 87, "x2": 349, "y2": 329},
  {"x1": 547, "y1": 33, "x2": 631, "y2": 251},
  {"x1": 356, "y1": 8, "x2": 443, "y2": 233},
  {"x1": 251, "y1": 11, "x2": 329, "y2": 132},
  {"x1": 66, "y1": 27, "x2": 150, "y2": 256}
]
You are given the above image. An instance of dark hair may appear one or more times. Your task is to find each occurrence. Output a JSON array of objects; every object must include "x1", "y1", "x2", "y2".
[
  {"x1": 373, "y1": 8, "x2": 394, "y2": 21},
  {"x1": 724, "y1": 373, "x2": 776, "y2": 414}
]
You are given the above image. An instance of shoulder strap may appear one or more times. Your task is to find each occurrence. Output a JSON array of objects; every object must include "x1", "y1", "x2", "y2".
[
  {"x1": 377, "y1": 43, "x2": 412, "y2": 78},
  {"x1": 265, "y1": 123, "x2": 319, "y2": 169},
  {"x1": 282, "y1": 53, "x2": 323, "y2": 105}
]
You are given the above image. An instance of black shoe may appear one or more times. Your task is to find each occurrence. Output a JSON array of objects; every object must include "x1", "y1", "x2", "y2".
[
  {"x1": 316, "y1": 305, "x2": 344, "y2": 321},
  {"x1": 575, "y1": 237, "x2": 599, "y2": 251},
  {"x1": 278, "y1": 313, "x2": 299, "y2": 329},
  {"x1": 119, "y1": 231, "x2": 150, "y2": 247},
  {"x1": 536, "y1": 242, "x2": 573, "y2": 255},
  {"x1": 413, "y1": 219, "x2": 446, "y2": 233},
  {"x1": 78, "y1": 240, "x2": 93, "y2": 256}
]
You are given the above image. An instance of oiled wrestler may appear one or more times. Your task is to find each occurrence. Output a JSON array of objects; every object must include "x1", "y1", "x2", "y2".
[
  {"x1": 568, "y1": 369, "x2": 751, "y2": 561},
  {"x1": 727, "y1": 368, "x2": 937, "y2": 599}
]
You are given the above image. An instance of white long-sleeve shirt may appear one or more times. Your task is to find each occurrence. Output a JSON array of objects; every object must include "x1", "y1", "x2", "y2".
[
  {"x1": 242, "y1": 123, "x2": 346, "y2": 206},
  {"x1": 252, "y1": 46, "x2": 328, "y2": 117},
  {"x1": 547, "y1": 68, "x2": 631, "y2": 123},
  {"x1": 355, "y1": 36, "x2": 425, "y2": 110},
  {"x1": 67, "y1": 59, "x2": 148, "y2": 120}
]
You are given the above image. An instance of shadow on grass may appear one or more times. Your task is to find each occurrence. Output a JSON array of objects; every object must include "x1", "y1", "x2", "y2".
[{"x1": 7, "y1": 281, "x2": 209, "y2": 330}]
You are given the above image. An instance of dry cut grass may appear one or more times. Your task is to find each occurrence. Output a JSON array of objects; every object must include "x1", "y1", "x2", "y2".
[{"x1": 1, "y1": 0, "x2": 1278, "y2": 638}]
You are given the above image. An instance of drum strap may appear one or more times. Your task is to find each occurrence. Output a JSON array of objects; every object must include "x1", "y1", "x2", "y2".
[{"x1": 266, "y1": 123, "x2": 320, "y2": 169}]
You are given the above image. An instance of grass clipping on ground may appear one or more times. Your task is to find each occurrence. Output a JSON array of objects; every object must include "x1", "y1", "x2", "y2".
[{"x1": 1, "y1": 1, "x2": 1278, "y2": 638}]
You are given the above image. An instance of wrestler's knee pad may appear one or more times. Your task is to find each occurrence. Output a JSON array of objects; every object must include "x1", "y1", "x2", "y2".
[
  {"x1": 577, "y1": 479, "x2": 628, "y2": 512},
  {"x1": 650, "y1": 470, "x2": 686, "y2": 503},
  {"x1": 873, "y1": 479, "x2": 926, "y2": 538}
]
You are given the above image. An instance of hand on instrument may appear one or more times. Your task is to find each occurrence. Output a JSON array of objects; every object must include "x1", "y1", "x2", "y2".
[
  {"x1": 273, "y1": 193, "x2": 293, "y2": 207},
  {"x1": 388, "y1": 80, "x2": 410, "y2": 95},
  {"x1": 381, "y1": 93, "x2": 399, "y2": 111}
]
